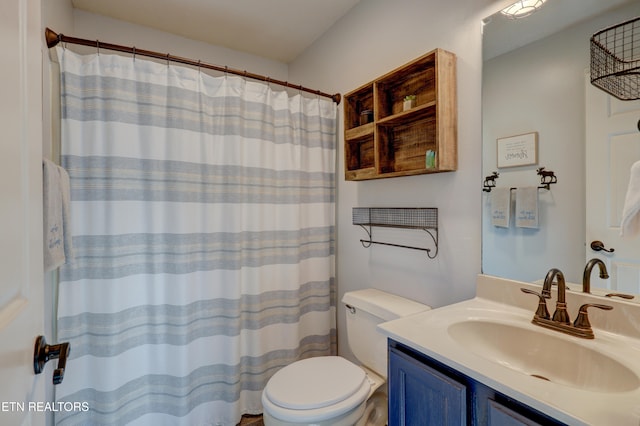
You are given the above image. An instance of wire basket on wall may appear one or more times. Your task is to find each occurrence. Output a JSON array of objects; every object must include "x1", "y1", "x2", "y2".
[{"x1": 590, "y1": 16, "x2": 640, "y2": 101}]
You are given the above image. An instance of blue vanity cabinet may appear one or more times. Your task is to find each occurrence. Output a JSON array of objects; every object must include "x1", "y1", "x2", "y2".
[
  {"x1": 486, "y1": 399, "x2": 549, "y2": 426},
  {"x1": 388, "y1": 340, "x2": 566, "y2": 426},
  {"x1": 389, "y1": 343, "x2": 467, "y2": 425}
]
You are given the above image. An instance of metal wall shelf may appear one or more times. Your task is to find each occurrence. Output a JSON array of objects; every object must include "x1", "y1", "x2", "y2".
[{"x1": 352, "y1": 207, "x2": 438, "y2": 259}]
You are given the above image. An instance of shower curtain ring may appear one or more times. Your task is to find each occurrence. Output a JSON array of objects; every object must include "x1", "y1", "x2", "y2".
[
  {"x1": 197, "y1": 60, "x2": 201, "y2": 74},
  {"x1": 96, "y1": 39, "x2": 100, "y2": 55},
  {"x1": 166, "y1": 53, "x2": 171, "y2": 66},
  {"x1": 132, "y1": 46, "x2": 136, "y2": 61}
]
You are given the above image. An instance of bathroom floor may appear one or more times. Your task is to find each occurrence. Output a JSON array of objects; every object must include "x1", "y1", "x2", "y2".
[{"x1": 239, "y1": 414, "x2": 264, "y2": 426}]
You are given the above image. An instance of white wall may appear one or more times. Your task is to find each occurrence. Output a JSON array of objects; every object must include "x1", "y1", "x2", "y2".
[
  {"x1": 289, "y1": 0, "x2": 505, "y2": 360},
  {"x1": 70, "y1": 10, "x2": 289, "y2": 81},
  {"x1": 42, "y1": 0, "x2": 74, "y2": 40}
]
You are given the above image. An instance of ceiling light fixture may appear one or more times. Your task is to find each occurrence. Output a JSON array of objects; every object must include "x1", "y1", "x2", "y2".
[{"x1": 500, "y1": 0, "x2": 548, "y2": 19}]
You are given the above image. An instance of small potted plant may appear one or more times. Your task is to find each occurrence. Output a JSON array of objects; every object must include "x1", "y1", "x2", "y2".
[{"x1": 403, "y1": 95, "x2": 416, "y2": 111}]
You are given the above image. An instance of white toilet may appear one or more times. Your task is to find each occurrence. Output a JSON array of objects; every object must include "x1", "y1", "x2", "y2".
[{"x1": 261, "y1": 288, "x2": 431, "y2": 426}]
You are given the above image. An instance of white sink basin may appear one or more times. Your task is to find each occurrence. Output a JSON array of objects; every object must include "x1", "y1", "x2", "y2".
[
  {"x1": 377, "y1": 276, "x2": 640, "y2": 425},
  {"x1": 448, "y1": 319, "x2": 640, "y2": 393}
]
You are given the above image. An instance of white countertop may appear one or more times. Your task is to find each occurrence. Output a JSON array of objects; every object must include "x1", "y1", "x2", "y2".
[{"x1": 377, "y1": 274, "x2": 640, "y2": 425}]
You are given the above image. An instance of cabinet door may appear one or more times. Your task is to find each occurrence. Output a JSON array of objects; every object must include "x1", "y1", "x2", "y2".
[
  {"x1": 487, "y1": 400, "x2": 545, "y2": 426},
  {"x1": 389, "y1": 347, "x2": 466, "y2": 426}
]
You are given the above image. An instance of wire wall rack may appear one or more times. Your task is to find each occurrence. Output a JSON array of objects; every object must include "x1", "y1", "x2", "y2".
[
  {"x1": 590, "y1": 16, "x2": 640, "y2": 101},
  {"x1": 352, "y1": 207, "x2": 438, "y2": 259}
]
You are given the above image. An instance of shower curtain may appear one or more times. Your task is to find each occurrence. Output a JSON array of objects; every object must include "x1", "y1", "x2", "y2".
[{"x1": 54, "y1": 47, "x2": 337, "y2": 426}]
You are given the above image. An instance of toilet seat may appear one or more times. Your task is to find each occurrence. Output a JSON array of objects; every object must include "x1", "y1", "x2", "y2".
[{"x1": 262, "y1": 356, "x2": 371, "y2": 423}]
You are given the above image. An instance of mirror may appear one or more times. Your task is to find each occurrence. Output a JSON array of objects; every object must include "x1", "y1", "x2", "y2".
[{"x1": 482, "y1": 0, "x2": 640, "y2": 288}]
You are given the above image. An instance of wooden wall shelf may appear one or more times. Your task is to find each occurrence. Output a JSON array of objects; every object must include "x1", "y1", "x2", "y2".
[{"x1": 344, "y1": 49, "x2": 457, "y2": 181}]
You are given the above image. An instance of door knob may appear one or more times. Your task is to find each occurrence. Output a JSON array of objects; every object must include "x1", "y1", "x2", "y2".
[
  {"x1": 590, "y1": 240, "x2": 614, "y2": 253},
  {"x1": 34, "y1": 336, "x2": 70, "y2": 385}
]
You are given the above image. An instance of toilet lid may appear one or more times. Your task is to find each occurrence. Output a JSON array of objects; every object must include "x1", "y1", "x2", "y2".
[{"x1": 265, "y1": 356, "x2": 367, "y2": 410}]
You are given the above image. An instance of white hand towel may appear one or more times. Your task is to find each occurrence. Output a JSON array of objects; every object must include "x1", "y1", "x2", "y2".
[
  {"x1": 621, "y1": 160, "x2": 640, "y2": 237},
  {"x1": 43, "y1": 159, "x2": 74, "y2": 271},
  {"x1": 59, "y1": 164, "x2": 74, "y2": 263},
  {"x1": 491, "y1": 187, "x2": 511, "y2": 228},
  {"x1": 515, "y1": 187, "x2": 539, "y2": 229}
]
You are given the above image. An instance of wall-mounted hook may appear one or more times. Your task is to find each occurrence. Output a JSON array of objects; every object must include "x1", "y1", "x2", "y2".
[
  {"x1": 483, "y1": 171, "x2": 500, "y2": 192},
  {"x1": 536, "y1": 167, "x2": 557, "y2": 190},
  {"x1": 482, "y1": 167, "x2": 558, "y2": 193},
  {"x1": 358, "y1": 224, "x2": 373, "y2": 248},
  {"x1": 34, "y1": 335, "x2": 70, "y2": 385}
]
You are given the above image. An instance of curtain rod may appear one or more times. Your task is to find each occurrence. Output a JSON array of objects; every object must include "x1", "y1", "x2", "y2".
[{"x1": 45, "y1": 28, "x2": 341, "y2": 104}]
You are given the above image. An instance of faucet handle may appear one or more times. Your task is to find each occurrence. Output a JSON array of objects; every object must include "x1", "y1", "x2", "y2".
[
  {"x1": 605, "y1": 292, "x2": 635, "y2": 300},
  {"x1": 521, "y1": 288, "x2": 550, "y2": 319},
  {"x1": 573, "y1": 303, "x2": 613, "y2": 329}
]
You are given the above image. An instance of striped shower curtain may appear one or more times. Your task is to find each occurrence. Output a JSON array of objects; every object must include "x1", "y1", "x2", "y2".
[{"x1": 54, "y1": 47, "x2": 336, "y2": 426}]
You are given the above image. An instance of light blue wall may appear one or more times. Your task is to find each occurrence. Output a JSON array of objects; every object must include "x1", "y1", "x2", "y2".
[
  {"x1": 482, "y1": 2, "x2": 640, "y2": 284},
  {"x1": 289, "y1": 0, "x2": 504, "y2": 360}
]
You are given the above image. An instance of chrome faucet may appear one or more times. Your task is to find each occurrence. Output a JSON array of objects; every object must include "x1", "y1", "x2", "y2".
[
  {"x1": 582, "y1": 258, "x2": 608, "y2": 294},
  {"x1": 521, "y1": 267, "x2": 613, "y2": 339}
]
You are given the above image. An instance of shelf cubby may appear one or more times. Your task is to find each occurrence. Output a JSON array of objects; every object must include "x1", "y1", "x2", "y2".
[{"x1": 343, "y1": 48, "x2": 457, "y2": 180}]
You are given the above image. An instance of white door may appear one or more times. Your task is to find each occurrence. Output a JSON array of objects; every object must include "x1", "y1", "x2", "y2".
[
  {"x1": 585, "y1": 72, "x2": 640, "y2": 294},
  {"x1": 0, "y1": 0, "x2": 46, "y2": 424}
]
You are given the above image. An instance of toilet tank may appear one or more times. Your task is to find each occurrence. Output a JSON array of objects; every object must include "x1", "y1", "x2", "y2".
[{"x1": 342, "y1": 289, "x2": 431, "y2": 378}]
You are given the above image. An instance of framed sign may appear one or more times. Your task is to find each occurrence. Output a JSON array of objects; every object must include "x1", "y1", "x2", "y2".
[{"x1": 496, "y1": 132, "x2": 538, "y2": 168}]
